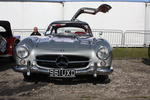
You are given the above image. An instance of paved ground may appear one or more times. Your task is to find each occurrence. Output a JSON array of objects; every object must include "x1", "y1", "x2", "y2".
[{"x1": 0, "y1": 58, "x2": 150, "y2": 100}]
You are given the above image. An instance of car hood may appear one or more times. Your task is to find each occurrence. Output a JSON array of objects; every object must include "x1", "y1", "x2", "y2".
[{"x1": 34, "y1": 35, "x2": 94, "y2": 53}]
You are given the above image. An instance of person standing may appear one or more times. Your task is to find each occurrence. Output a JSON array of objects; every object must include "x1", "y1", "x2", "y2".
[{"x1": 30, "y1": 27, "x2": 41, "y2": 36}]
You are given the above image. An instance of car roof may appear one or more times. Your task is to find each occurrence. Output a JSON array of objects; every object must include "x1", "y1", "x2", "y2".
[
  {"x1": 50, "y1": 20, "x2": 89, "y2": 25},
  {"x1": 0, "y1": 20, "x2": 12, "y2": 37},
  {"x1": 49, "y1": 20, "x2": 92, "y2": 34}
]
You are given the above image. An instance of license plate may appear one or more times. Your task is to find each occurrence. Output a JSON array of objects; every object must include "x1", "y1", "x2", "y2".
[{"x1": 49, "y1": 69, "x2": 76, "y2": 77}]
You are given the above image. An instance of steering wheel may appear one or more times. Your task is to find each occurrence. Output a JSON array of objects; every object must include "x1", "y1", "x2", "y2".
[{"x1": 0, "y1": 35, "x2": 7, "y2": 53}]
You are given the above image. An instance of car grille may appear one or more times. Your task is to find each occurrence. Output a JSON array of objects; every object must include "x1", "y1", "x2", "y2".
[{"x1": 36, "y1": 55, "x2": 90, "y2": 69}]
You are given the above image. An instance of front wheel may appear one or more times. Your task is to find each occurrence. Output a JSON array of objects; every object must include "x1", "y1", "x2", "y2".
[
  {"x1": 95, "y1": 75, "x2": 110, "y2": 83},
  {"x1": 23, "y1": 73, "x2": 38, "y2": 81}
]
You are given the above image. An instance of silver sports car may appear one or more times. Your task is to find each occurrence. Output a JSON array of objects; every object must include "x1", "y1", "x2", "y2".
[{"x1": 13, "y1": 4, "x2": 113, "y2": 81}]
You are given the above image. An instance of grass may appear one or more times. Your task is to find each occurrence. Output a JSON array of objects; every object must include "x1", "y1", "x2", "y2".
[{"x1": 112, "y1": 47, "x2": 149, "y2": 59}]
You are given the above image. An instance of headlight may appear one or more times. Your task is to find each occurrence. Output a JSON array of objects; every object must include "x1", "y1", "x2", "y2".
[
  {"x1": 16, "y1": 46, "x2": 29, "y2": 58},
  {"x1": 97, "y1": 46, "x2": 109, "y2": 60}
]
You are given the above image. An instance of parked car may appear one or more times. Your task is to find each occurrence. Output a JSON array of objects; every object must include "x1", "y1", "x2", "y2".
[
  {"x1": 0, "y1": 21, "x2": 20, "y2": 58},
  {"x1": 148, "y1": 45, "x2": 150, "y2": 58},
  {"x1": 13, "y1": 4, "x2": 113, "y2": 81}
]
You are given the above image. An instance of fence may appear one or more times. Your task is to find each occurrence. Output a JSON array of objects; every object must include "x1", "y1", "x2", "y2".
[
  {"x1": 12, "y1": 29, "x2": 46, "y2": 40},
  {"x1": 93, "y1": 29, "x2": 150, "y2": 47},
  {"x1": 124, "y1": 30, "x2": 150, "y2": 47},
  {"x1": 92, "y1": 29, "x2": 123, "y2": 47},
  {"x1": 12, "y1": 29, "x2": 150, "y2": 47}
]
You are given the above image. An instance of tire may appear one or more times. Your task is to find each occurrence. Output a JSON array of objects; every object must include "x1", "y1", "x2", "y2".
[
  {"x1": 96, "y1": 75, "x2": 109, "y2": 83},
  {"x1": 23, "y1": 73, "x2": 37, "y2": 81},
  {"x1": 23, "y1": 73, "x2": 49, "y2": 82},
  {"x1": 148, "y1": 45, "x2": 150, "y2": 59},
  {"x1": 0, "y1": 35, "x2": 7, "y2": 53},
  {"x1": 11, "y1": 40, "x2": 20, "y2": 61}
]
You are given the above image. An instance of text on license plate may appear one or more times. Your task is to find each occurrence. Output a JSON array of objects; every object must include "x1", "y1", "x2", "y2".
[{"x1": 49, "y1": 69, "x2": 76, "y2": 77}]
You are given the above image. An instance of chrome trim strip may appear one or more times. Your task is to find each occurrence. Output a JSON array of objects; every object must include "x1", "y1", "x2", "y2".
[
  {"x1": 36, "y1": 60, "x2": 89, "y2": 63},
  {"x1": 68, "y1": 61, "x2": 90, "y2": 63},
  {"x1": 13, "y1": 65, "x2": 113, "y2": 76},
  {"x1": 36, "y1": 59, "x2": 56, "y2": 63},
  {"x1": 35, "y1": 60, "x2": 90, "y2": 64}
]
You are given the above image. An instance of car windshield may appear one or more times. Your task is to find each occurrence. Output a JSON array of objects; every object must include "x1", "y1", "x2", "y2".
[
  {"x1": 55, "y1": 27, "x2": 90, "y2": 36},
  {"x1": 45, "y1": 24, "x2": 92, "y2": 37}
]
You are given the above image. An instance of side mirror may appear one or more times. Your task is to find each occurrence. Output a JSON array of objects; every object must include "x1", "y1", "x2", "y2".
[{"x1": 97, "y1": 4, "x2": 112, "y2": 13}]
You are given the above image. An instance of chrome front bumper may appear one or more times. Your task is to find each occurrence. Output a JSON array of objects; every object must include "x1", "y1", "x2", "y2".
[{"x1": 13, "y1": 65, "x2": 113, "y2": 76}]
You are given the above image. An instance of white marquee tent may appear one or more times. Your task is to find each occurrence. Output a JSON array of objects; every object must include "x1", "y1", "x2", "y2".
[{"x1": 0, "y1": 0, "x2": 150, "y2": 46}]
